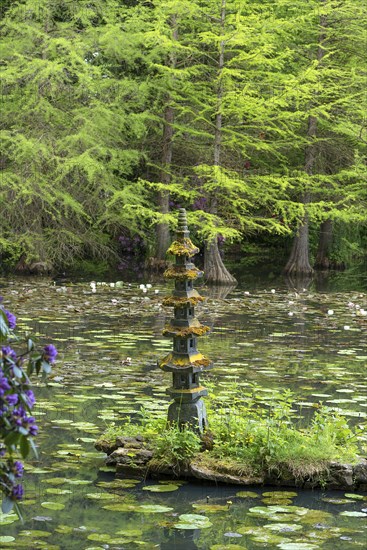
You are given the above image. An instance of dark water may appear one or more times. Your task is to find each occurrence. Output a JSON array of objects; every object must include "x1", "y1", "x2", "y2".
[{"x1": 0, "y1": 273, "x2": 366, "y2": 549}]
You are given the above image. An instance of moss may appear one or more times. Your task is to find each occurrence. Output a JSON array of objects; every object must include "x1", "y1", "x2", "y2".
[
  {"x1": 158, "y1": 352, "x2": 210, "y2": 369},
  {"x1": 192, "y1": 357, "x2": 212, "y2": 368},
  {"x1": 162, "y1": 295, "x2": 204, "y2": 307},
  {"x1": 167, "y1": 238, "x2": 199, "y2": 258},
  {"x1": 164, "y1": 266, "x2": 203, "y2": 280},
  {"x1": 162, "y1": 324, "x2": 210, "y2": 337}
]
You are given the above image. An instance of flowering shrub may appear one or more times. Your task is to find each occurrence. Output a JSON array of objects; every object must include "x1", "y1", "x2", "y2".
[{"x1": 0, "y1": 297, "x2": 57, "y2": 516}]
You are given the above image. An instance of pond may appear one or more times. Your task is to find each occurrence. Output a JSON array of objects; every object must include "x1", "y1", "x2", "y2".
[{"x1": 0, "y1": 274, "x2": 366, "y2": 549}]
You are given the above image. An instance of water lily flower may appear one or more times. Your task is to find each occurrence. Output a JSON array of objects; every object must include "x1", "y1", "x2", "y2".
[
  {"x1": 146, "y1": 284, "x2": 152, "y2": 289},
  {"x1": 327, "y1": 309, "x2": 334, "y2": 315},
  {"x1": 344, "y1": 325, "x2": 350, "y2": 330},
  {"x1": 288, "y1": 312, "x2": 294, "y2": 316},
  {"x1": 155, "y1": 289, "x2": 159, "y2": 294},
  {"x1": 271, "y1": 289, "x2": 276, "y2": 294},
  {"x1": 139, "y1": 284, "x2": 146, "y2": 290}
]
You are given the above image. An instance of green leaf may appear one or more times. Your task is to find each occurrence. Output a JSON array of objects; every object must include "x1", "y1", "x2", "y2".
[
  {"x1": 1, "y1": 497, "x2": 14, "y2": 515},
  {"x1": 41, "y1": 361, "x2": 52, "y2": 375},
  {"x1": 13, "y1": 365, "x2": 23, "y2": 378},
  {"x1": 19, "y1": 435, "x2": 30, "y2": 459},
  {"x1": 4, "y1": 431, "x2": 20, "y2": 447}
]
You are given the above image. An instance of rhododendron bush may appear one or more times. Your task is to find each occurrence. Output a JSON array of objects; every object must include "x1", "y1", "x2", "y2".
[{"x1": 0, "y1": 297, "x2": 57, "y2": 516}]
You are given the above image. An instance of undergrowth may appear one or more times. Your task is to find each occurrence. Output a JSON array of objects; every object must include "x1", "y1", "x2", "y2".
[{"x1": 100, "y1": 385, "x2": 363, "y2": 478}]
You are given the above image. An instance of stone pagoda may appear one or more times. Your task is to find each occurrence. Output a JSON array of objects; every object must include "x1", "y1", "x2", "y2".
[{"x1": 158, "y1": 208, "x2": 213, "y2": 432}]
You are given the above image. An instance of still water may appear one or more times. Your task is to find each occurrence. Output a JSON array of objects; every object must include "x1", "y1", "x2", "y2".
[{"x1": 0, "y1": 274, "x2": 366, "y2": 549}]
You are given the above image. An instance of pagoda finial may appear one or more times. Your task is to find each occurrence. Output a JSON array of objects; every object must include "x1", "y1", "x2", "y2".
[{"x1": 177, "y1": 208, "x2": 188, "y2": 232}]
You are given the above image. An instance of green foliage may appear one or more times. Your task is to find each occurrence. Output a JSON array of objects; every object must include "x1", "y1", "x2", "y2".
[
  {"x1": 154, "y1": 424, "x2": 201, "y2": 466},
  {"x1": 1, "y1": 0, "x2": 366, "y2": 270},
  {"x1": 101, "y1": 385, "x2": 362, "y2": 479}
]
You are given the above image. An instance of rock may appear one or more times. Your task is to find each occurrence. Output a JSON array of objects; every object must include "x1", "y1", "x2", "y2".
[
  {"x1": 106, "y1": 447, "x2": 153, "y2": 468},
  {"x1": 327, "y1": 462, "x2": 354, "y2": 489},
  {"x1": 353, "y1": 459, "x2": 367, "y2": 490},
  {"x1": 190, "y1": 462, "x2": 263, "y2": 486},
  {"x1": 116, "y1": 437, "x2": 145, "y2": 449},
  {"x1": 94, "y1": 439, "x2": 118, "y2": 455}
]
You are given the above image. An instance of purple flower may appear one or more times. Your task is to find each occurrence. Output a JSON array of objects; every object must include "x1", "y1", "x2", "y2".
[
  {"x1": 43, "y1": 344, "x2": 58, "y2": 363},
  {"x1": 11, "y1": 484, "x2": 24, "y2": 500},
  {"x1": 6, "y1": 394, "x2": 18, "y2": 406},
  {"x1": 14, "y1": 461, "x2": 23, "y2": 478},
  {"x1": 0, "y1": 375, "x2": 11, "y2": 395},
  {"x1": 4, "y1": 310, "x2": 16, "y2": 329},
  {"x1": 28, "y1": 423, "x2": 38, "y2": 436},
  {"x1": 2, "y1": 346, "x2": 17, "y2": 361},
  {"x1": 25, "y1": 389, "x2": 36, "y2": 408}
]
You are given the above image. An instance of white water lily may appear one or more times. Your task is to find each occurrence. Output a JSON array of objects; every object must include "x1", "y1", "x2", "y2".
[
  {"x1": 271, "y1": 289, "x2": 276, "y2": 294},
  {"x1": 343, "y1": 325, "x2": 350, "y2": 330},
  {"x1": 155, "y1": 289, "x2": 159, "y2": 294},
  {"x1": 327, "y1": 309, "x2": 334, "y2": 315},
  {"x1": 146, "y1": 284, "x2": 152, "y2": 288},
  {"x1": 139, "y1": 284, "x2": 146, "y2": 289},
  {"x1": 288, "y1": 312, "x2": 294, "y2": 317}
]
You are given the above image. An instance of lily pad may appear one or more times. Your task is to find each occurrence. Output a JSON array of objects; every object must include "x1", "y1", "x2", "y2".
[
  {"x1": 0, "y1": 512, "x2": 18, "y2": 525},
  {"x1": 322, "y1": 498, "x2": 353, "y2": 505},
  {"x1": 344, "y1": 493, "x2": 366, "y2": 500},
  {"x1": 236, "y1": 491, "x2": 259, "y2": 498},
  {"x1": 87, "y1": 534, "x2": 112, "y2": 542},
  {"x1": 192, "y1": 503, "x2": 229, "y2": 512},
  {"x1": 142, "y1": 484, "x2": 179, "y2": 492},
  {"x1": 277, "y1": 544, "x2": 320, "y2": 550},
  {"x1": 262, "y1": 491, "x2": 297, "y2": 498},
  {"x1": 0, "y1": 536, "x2": 15, "y2": 543},
  {"x1": 41, "y1": 502, "x2": 65, "y2": 511},
  {"x1": 102, "y1": 503, "x2": 137, "y2": 512},
  {"x1": 174, "y1": 513, "x2": 212, "y2": 530},
  {"x1": 264, "y1": 523, "x2": 302, "y2": 532},
  {"x1": 138, "y1": 504, "x2": 174, "y2": 513},
  {"x1": 339, "y1": 511, "x2": 367, "y2": 517},
  {"x1": 86, "y1": 493, "x2": 116, "y2": 500},
  {"x1": 19, "y1": 530, "x2": 52, "y2": 537}
]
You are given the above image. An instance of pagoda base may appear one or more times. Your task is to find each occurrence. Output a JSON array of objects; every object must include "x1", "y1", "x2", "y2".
[{"x1": 167, "y1": 397, "x2": 208, "y2": 433}]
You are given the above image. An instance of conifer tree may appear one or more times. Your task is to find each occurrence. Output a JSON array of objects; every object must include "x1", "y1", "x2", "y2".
[{"x1": 0, "y1": 0, "x2": 148, "y2": 269}]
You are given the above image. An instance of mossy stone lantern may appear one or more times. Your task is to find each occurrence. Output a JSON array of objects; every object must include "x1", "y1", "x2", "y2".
[{"x1": 158, "y1": 208, "x2": 212, "y2": 432}]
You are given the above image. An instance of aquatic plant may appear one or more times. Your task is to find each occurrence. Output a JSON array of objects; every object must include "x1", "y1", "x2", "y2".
[{"x1": 0, "y1": 297, "x2": 57, "y2": 516}]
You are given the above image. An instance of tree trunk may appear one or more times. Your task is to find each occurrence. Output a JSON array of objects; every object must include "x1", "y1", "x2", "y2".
[
  {"x1": 156, "y1": 105, "x2": 174, "y2": 261},
  {"x1": 155, "y1": 17, "x2": 178, "y2": 262},
  {"x1": 314, "y1": 219, "x2": 333, "y2": 269},
  {"x1": 284, "y1": 219, "x2": 313, "y2": 275},
  {"x1": 204, "y1": 239, "x2": 236, "y2": 284},
  {"x1": 204, "y1": 0, "x2": 236, "y2": 284},
  {"x1": 284, "y1": 6, "x2": 327, "y2": 276}
]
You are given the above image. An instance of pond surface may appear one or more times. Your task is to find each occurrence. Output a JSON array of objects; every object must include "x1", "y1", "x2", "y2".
[{"x1": 0, "y1": 274, "x2": 366, "y2": 549}]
